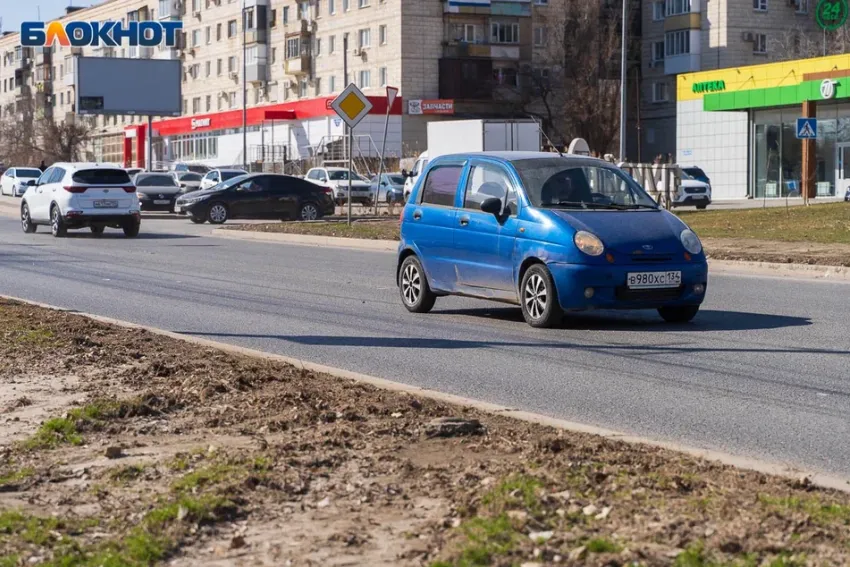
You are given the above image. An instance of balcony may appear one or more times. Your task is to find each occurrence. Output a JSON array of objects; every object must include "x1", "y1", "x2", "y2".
[
  {"x1": 246, "y1": 28, "x2": 268, "y2": 44},
  {"x1": 64, "y1": 69, "x2": 76, "y2": 87},
  {"x1": 443, "y1": 41, "x2": 525, "y2": 61},
  {"x1": 158, "y1": 0, "x2": 182, "y2": 19},
  {"x1": 246, "y1": 63, "x2": 267, "y2": 83},
  {"x1": 285, "y1": 56, "x2": 309, "y2": 76}
]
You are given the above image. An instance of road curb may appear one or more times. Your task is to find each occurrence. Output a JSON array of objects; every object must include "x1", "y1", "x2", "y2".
[
  {"x1": 212, "y1": 227, "x2": 398, "y2": 251},
  {"x1": 2, "y1": 292, "x2": 848, "y2": 494},
  {"x1": 213, "y1": 228, "x2": 850, "y2": 282}
]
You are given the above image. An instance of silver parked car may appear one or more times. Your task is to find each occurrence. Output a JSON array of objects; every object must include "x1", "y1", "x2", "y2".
[
  {"x1": 172, "y1": 171, "x2": 203, "y2": 194},
  {"x1": 370, "y1": 173, "x2": 406, "y2": 204}
]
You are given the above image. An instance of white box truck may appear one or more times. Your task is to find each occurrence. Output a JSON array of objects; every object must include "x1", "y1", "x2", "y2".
[{"x1": 403, "y1": 119, "x2": 542, "y2": 199}]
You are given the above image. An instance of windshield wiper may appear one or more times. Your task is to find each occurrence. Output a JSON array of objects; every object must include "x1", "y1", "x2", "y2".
[{"x1": 540, "y1": 201, "x2": 657, "y2": 210}]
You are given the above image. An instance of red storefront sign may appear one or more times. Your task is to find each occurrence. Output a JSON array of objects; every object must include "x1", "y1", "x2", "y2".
[{"x1": 407, "y1": 99, "x2": 454, "y2": 115}]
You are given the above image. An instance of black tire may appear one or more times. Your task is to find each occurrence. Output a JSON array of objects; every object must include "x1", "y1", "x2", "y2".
[
  {"x1": 399, "y1": 255, "x2": 437, "y2": 314},
  {"x1": 21, "y1": 202, "x2": 37, "y2": 234},
  {"x1": 50, "y1": 205, "x2": 67, "y2": 238},
  {"x1": 520, "y1": 264, "x2": 563, "y2": 328},
  {"x1": 90, "y1": 225, "x2": 105, "y2": 236},
  {"x1": 298, "y1": 202, "x2": 320, "y2": 221},
  {"x1": 189, "y1": 216, "x2": 206, "y2": 224},
  {"x1": 658, "y1": 305, "x2": 700, "y2": 323},
  {"x1": 207, "y1": 202, "x2": 228, "y2": 224},
  {"x1": 122, "y1": 217, "x2": 140, "y2": 238},
  {"x1": 696, "y1": 204, "x2": 708, "y2": 210}
]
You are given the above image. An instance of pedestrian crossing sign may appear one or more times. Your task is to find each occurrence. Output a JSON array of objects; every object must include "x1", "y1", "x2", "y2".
[{"x1": 796, "y1": 118, "x2": 818, "y2": 139}]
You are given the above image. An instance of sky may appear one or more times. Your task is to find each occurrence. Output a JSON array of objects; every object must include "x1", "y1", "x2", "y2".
[{"x1": 1, "y1": 0, "x2": 90, "y2": 33}]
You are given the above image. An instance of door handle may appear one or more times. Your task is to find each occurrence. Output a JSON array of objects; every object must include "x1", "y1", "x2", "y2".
[
  {"x1": 459, "y1": 216, "x2": 470, "y2": 226},
  {"x1": 413, "y1": 211, "x2": 422, "y2": 220}
]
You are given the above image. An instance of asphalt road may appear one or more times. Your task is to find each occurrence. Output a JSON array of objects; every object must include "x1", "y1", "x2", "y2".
[{"x1": 1, "y1": 213, "x2": 849, "y2": 479}]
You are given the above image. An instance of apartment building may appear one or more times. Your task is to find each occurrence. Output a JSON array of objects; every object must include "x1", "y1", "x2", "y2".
[
  {"x1": 0, "y1": 0, "x2": 541, "y2": 169},
  {"x1": 640, "y1": 0, "x2": 821, "y2": 163}
]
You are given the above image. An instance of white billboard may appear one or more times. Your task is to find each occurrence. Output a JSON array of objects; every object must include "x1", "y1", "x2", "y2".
[{"x1": 75, "y1": 57, "x2": 181, "y2": 117}]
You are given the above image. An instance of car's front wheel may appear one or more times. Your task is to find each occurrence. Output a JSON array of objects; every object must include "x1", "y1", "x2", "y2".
[
  {"x1": 50, "y1": 206, "x2": 67, "y2": 238},
  {"x1": 658, "y1": 305, "x2": 700, "y2": 323},
  {"x1": 207, "y1": 203, "x2": 228, "y2": 224},
  {"x1": 520, "y1": 264, "x2": 563, "y2": 328},
  {"x1": 399, "y1": 255, "x2": 436, "y2": 314},
  {"x1": 21, "y1": 203, "x2": 37, "y2": 234}
]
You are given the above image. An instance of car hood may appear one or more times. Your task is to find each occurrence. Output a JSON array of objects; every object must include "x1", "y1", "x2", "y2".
[
  {"x1": 681, "y1": 180, "x2": 710, "y2": 189},
  {"x1": 329, "y1": 180, "x2": 371, "y2": 188},
  {"x1": 178, "y1": 187, "x2": 227, "y2": 199},
  {"x1": 545, "y1": 209, "x2": 689, "y2": 255},
  {"x1": 137, "y1": 186, "x2": 181, "y2": 195}
]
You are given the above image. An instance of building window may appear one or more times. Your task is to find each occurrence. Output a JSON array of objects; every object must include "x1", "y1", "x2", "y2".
[
  {"x1": 379, "y1": 66, "x2": 387, "y2": 86},
  {"x1": 490, "y1": 22, "x2": 520, "y2": 44},
  {"x1": 665, "y1": 30, "x2": 690, "y2": 56},
  {"x1": 359, "y1": 0, "x2": 370, "y2": 7},
  {"x1": 358, "y1": 28, "x2": 371, "y2": 48},
  {"x1": 493, "y1": 66, "x2": 518, "y2": 87},
  {"x1": 228, "y1": 19, "x2": 237, "y2": 38},
  {"x1": 299, "y1": 79, "x2": 308, "y2": 97},
  {"x1": 216, "y1": 23, "x2": 222, "y2": 41},
  {"x1": 287, "y1": 38, "x2": 301, "y2": 59},
  {"x1": 229, "y1": 92, "x2": 236, "y2": 108},
  {"x1": 192, "y1": 30, "x2": 200, "y2": 46},
  {"x1": 533, "y1": 25, "x2": 547, "y2": 47},
  {"x1": 359, "y1": 69, "x2": 371, "y2": 88},
  {"x1": 283, "y1": 6, "x2": 289, "y2": 24},
  {"x1": 653, "y1": 1, "x2": 665, "y2": 20},
  {"x1": 314, "y1": 78, "x2": 321, "y2": 95},
  {"x1": 217, "y1": 58, "x2": 222, "y2": 75},
  {"x1": 379, "y1": 25, "x2": 387, "y2": 45},
  {"x1": 205, "y1": 60, "x2": 211, "y2": 76},
  {"x1": 299, "y1": 1, "x2": 310, "y2": 19},
  {"x1": 192, "y1": 97, "x2": 200, "y2": 113},
  {"x1": 665, "y1": 0, "x2": 691, "y2": 16},
  {"x1": 228, "y1": 55, "x2": 237, "y2": 72},
  {"x1": 329, "y1": 0, "x2": 336, "y2": 15},
  {"x1": 652, "y1": 81, "x2": 669, "y2": 103},
  {"x1": 652, "y1": 41, "x2": 664, "y2": 64},
  {"x1": 794, "y1": 0, "x2": 808, "y2": 13},
  {"x1": 330, "y1": 35, "x2": 336, "y2": 53},
  {"x1": 270, "y1": 9, "x2": 277, "y2": 26},
  {"x1": 535, "y1": 0, "x2": 548, "y2": 4},
  {"x1": 271, "y1": 47, "x2": 277, "y2": 63},
  {"x1": 754, "y1": 33, "x2": 767, "y2": 53},
  {"x1": 753, "y1": 0, "x2": 767, "y2": 10},
  {"x1": 205, "y1": 26, "x2": 211, "y2": 44},
  {"x1": 191, "y1": 0, "x2": 200, "y2": 13},
  {"x1": 329, "y1": 75, "x2": 336, "y2": 92},
  {"x1": 316, "y1": 38, "x2": 322, "y2": 56},
  {"x1": 343, "y1": 0, "x2": 350, "y2": 11},
  {"x1": 206, "y1": 95, "x2": 211, "y2": 111}
]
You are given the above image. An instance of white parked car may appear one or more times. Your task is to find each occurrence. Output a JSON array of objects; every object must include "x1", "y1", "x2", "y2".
[
  {"x1": 402, "y1": 151, "x2": 429, "y2": 202},
  {"x1": 200, "y1": 168, "x2": 248, "y2": 191},
  {"x1": 20, "y1": 163, "x2": 140, "y2": 237},
  {"x1": 305, "y1": 167, "x2": 372, "y2": 205},
  {"x1": 1, "y1": 167, "x2": 43, "y2": 197},
  {"x1": 672, "y1": 169, "x2": 712, "y2": 209}
]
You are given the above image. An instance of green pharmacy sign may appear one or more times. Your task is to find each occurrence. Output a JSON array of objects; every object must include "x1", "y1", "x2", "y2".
[
  {"x1": 692, "y1": 80, "x2": 726, "y2": 94},
  {"x1": 817, "y1": 0, "x2": 848, "y2": 31}
]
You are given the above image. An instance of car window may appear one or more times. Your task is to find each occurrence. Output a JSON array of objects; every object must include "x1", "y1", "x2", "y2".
[
  {"x1": 5, "y1": 169, "x2": 13, "y2": 177},
  {"x1": 72, "y1": 169, "x2": 130, "y2": 185},
  {"x1": 306, "y1": 170, "x2": 319, "y2": 180},
  {"x1": 420, "y1": 165, "x2": 463, "y2": 207},
  {"x1": 389, "y1": 175, "x2": 405, "y2": 185},
  {"x1": 221, "y1": 171, "x2": 245, "y2": 181},
  {"x1": 37, "y1": 167, "x2": 54, "y2": 185},
  {"x1": 17, "y1": 168, "x2": 41, "y2": 178},
  {"x1": 180, "y1": 173, "x2": 202, "y2": 182},
  {"x1": 328, "y1": 170, "x2": 365, "y2": 181},
  {"x1": 463, "y1": 164, "x2": 511, "y2": 211},
  {"x1": 49, "y1": 168, "x2": 66, "y2": 184},
  {"x1": 242, "y1": 176, "x2": 270, "y2": 192},
  {"x1": 412, "y1": 159, "x2": 428, "y2": 177},
  {"x1": 136, "y1": 174, "x2": 178, "y2": 187}
]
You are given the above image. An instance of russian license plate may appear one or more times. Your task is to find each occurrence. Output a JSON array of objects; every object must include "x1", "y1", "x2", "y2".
[
  {"x1": 627, "y1": 271, "x2": 682, "y2": 289},
  {"x1": 154, "y1": 199, "x2": 170, "y2": 205},
  {"x1": 93, "y1": 200, "x2": 118, "y2": 208}
]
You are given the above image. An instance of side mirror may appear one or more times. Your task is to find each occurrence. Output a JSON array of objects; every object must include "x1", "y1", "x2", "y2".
[
  {"x1": 480, "y1": 197, "x2": 503, "y2": 216},
  {"x1": 26, "y1": 179, "x2": 37, "y2": 186},
  {"x1": 381, "y1": 181, "x2": 388, "y2": 186}
]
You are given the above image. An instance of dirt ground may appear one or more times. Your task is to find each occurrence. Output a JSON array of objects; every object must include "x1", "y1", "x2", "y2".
[{"x1": 2, "y1": 299, "x2": 850, "y2": 567}]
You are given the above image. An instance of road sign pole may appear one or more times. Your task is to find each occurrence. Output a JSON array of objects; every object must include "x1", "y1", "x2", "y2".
[
  {"x1": 348, "y1": 124, "x2": 353, "y2": 226},
  {"x1": 376, "y1": 86, "x2": 399, "y2": 215},
  {"x1": 329, "y1": 82, "x2": 374, "y2": 226}
]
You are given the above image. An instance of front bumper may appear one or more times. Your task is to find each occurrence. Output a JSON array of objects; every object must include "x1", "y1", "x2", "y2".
[
  {"x1": 673, "y1": 195, "x2": 711, "y2": 206},
  {"x1": 548, "y1": 261, "x2": 708, "y2": 311}
]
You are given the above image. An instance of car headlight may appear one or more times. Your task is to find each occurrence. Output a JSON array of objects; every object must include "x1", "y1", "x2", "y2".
[
  {"x1": 680, "y1": 229, "x2": 702, "y2": 255},
  {"x1": 574, "y1": 231, "x2": 605, "y2": 257},
  {"x1": 136, "y1": 192, "x2": 145, "y2": 199}
]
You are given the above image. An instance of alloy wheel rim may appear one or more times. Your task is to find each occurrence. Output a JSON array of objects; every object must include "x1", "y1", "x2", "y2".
[
  {"x1": 524, "y1": 274, "x2": 547, "y2": 319},
  {"x1": 21, "y1": 206, "x2": 29, "y2": 230},
  {"x1": 51, "y1": 209, "x2": 59, "y2": 234},
  {"x1": 301, "y1": 205, "x2": 318, "y2": 220},
  {"x1": 401, "y1": 264, "x2": 421, "y2": 305},
  {"x1": 210, "y1": 205, "x2": 226, "y2": 222}
]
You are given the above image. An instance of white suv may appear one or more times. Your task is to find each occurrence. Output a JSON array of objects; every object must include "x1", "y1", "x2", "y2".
[{"x1": 20, "y1": 163, "x2": 141, "y2": 237}]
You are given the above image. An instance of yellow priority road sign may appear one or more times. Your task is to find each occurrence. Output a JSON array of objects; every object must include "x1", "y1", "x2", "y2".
[{"x1": 330, "y1": 83, "x2": 373, "y2": 128}]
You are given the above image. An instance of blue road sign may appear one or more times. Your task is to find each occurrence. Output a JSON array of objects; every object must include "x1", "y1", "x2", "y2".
[{"x1": 796, "y1": 118, "x2": 818, "y2": 139}]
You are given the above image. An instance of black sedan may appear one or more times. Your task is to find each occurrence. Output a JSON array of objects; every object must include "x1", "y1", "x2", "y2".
[
  {"x1": 173, "y1": 173, "x2": 335, "y2": 224},
  {"x1": 134, "y1": 172, "x2": 182, "y2": 212}
]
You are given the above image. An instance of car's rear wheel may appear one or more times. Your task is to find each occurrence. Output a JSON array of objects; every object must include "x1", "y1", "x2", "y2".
[
  {"x1": 50, "y1": 206, "x2": 67, "y2": 238},
  {"x1": 21, "y1": 203, "x2": 36, "y2": 234},
  {"x1": 90, "y1": 226, "x2": 105, "y2": 236},
  {"x1": 658, "y1": 305, "x2": 700, "y2": 323},
  {"x1": 207, "y1": 203, "x2": 228, "y2": 224},
  {"x1": 299, "y1": 202, "x2": 319, "y2": 221},
  {"x1": 122, "y1": 218, "x2": 140, "y2": 238},
  {"x1": 399, "y1": 255, "x2": 436, "y2": 314},
  {"x1": 520, "y1": 264, "x2": 563, "y2": 328}
]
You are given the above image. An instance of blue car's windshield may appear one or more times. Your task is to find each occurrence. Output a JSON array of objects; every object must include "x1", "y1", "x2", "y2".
[{"x1": 514, "y1": 159, "x2": 659, "y2": 210}]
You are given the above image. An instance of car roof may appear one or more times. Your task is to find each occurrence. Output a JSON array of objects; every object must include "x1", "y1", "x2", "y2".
[
  {"x1": 215, "y1": 168, "x2": 247, "y2": 173},
  {"x1": 432, "y1": 151, "x2": 608, "y2": 166},
  {"x1": 50, "y1": 162, "x2": 129, "y2": 170}
]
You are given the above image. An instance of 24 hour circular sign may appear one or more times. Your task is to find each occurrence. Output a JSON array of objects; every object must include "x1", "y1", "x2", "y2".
[{"x1": 817, "y1": 0, "x2": 848, "y2": 31}]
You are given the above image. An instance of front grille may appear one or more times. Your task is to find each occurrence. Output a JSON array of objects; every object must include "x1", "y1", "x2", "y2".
[
  {"x1": 615, "y1": 285, "x2": 684, "y2": 302},
  {"x1": 684, "y1": 187, "x2": 706, "y2": 194},
  {"x1": 630, "y1": 254, "x2": 673, "y2": 263}
]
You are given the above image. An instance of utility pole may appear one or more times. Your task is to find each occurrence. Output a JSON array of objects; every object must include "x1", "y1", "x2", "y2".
[
  {"x1": 619, "y1": 0, "x2": 628, "y2": 162},
  {"x1": 344, "y1": 34, "x2": 351, "y2": 225},
  {"x1": 241, "y1": 0, "x2": 247, "y2": 170}
]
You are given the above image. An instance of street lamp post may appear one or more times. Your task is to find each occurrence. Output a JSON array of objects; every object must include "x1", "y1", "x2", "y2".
[
  {"x1": 619, "y1": 0, "x2": 628, "y2": 162},
  {"x1": 242, "y1": 1, "x2": 248, "y2": 170}
]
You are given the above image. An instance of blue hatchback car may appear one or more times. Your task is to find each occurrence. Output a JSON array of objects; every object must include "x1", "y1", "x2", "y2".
[{"x1": 396, "y1": 152, "x2": 708, "y2": 328}]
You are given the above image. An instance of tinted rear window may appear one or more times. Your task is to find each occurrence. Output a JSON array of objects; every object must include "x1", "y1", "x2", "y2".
[
  {"x1": 180, "y1": 173, "x2": 202, "y2": 181},
  {"x1": 136, "y1": 175, "x2": 177, "y2": 187},
  {"x1": 420, "y1": 166, "x2": 463, "y2": 207},
  {"x1": 16, "y1": 168, "x2": 41, "y2": 178},
  {"x1": 72, "y1": 169, "x2": 131, "y2": 185},
  {"x1": 220, "y1": 171, "x2": 245, "y2": 181}
]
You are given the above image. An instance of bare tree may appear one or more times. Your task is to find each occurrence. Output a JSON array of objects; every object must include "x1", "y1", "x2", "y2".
[
  {"x1": 770, "y1": 24, "x2": 850, "y2": 60},
  {"x1": 0, "y1": 94, "x2": 92, "y2": 166}
]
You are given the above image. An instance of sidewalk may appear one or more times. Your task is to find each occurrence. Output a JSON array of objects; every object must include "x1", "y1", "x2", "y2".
[{"x1": 708, "y1": 196, "x2": 845, "y2": 209}]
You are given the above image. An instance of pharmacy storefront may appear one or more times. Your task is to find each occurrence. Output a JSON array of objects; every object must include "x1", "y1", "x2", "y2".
[{"x1": 677, "y1": 53, "x2": 850, "y2": 200}]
